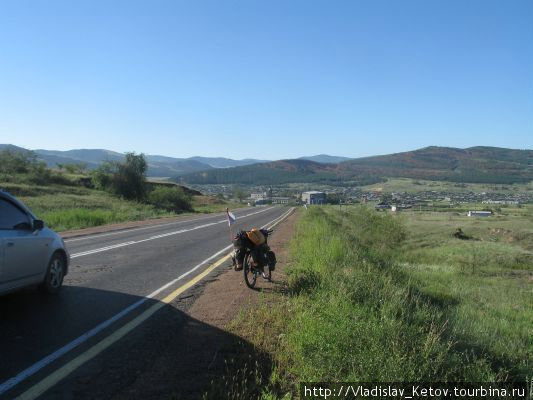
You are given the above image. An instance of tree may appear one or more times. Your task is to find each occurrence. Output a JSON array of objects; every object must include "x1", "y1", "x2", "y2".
[
  {"x1": 92, "y1": 161, "x2": 115, "y2": 191},
  {"x1": 234, "y1": 188, "x2": 246, "y2": 203},
  {"x1": 114, "y1": 153, "x2": 147, "y2": 201},
  {"x1": 92, "y1": 152, "x2": 147, "y2": 201}
]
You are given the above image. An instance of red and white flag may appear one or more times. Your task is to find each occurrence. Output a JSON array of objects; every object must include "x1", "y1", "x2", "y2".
[{"x1": 226, "y1": 208, "x2": 236, "y2": 226}]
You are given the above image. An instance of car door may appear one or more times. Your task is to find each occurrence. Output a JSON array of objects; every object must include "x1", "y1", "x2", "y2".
[
  {"x1": 0, "y1": 236, "x2": 4, "y2": 289},
  {"x1": 0, "y1": 198, "x2": 49, "y2": 291}
]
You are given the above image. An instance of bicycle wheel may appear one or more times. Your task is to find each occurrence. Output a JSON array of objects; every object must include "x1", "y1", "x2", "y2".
[{"x1": 243, "y1": 253, "x2": 257, "y2": 288}]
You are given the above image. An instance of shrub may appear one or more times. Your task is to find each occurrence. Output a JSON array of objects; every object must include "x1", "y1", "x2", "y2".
[
  {"x1": 0, "y1": 149, "x2": 73, "y2": 186},
  {"x1": 147, "y1": 186, "x2": 192, "y2": 213},
  {"x1": 92, "y1": 152, "x2": 147, "y2": 201}
]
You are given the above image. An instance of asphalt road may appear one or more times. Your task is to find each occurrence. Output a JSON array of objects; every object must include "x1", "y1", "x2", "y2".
[{"x1": 0, "y1": 206, "x2": 289, "y2": 398}]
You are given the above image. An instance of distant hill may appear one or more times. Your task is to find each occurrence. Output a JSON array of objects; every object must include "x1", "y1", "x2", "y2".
[
  {"x1": 32, "y1": 148, "x2": 213, "y2": 176},
  {"x1": 179, "y1": 159, "x2": 340, "y2": 185},
  {"x1": 0, "y1": 144, "x2": 33, "y2": 154},
  {"x1": 145, "y1": 158, "x2": 214, "y2": 176},
  {"x1": 31, "y1": 148, "x2": 270, "y2": 175},
  {"x1": 179, "y1": 159, "x2": 382, "y2": 186},
  {"x1": 0, "y1": 146, "x2": 214, "y2": 177},
  {"x1": 32, "y1": 149, "x2": 115, "y2": 171},
  {"x1": 1, "y1": 145, "x2": 100, "y2": 170},
  {"x1": 181, "y1": 146, "x2": 533, "y2": 185},
  {"x1": 188, "y1": 156, "x2": 268, "y2": 168},
  {"x1": 298, "y1": 154, "x2": 352, "y2": 164},
  {"x1": 35, "y1": 148, "x2": 125, "y2": 163},
  {"x1": 4, "y1": 144, "x2": 532, "y2": 184},
  {"x1": 339, "y1": 146, "x2": 533, "y2": 183}
]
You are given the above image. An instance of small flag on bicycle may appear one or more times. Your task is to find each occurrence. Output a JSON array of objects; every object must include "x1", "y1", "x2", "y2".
[{"x1": 226, "y1": 208, "x2": 236, "y2": 226}]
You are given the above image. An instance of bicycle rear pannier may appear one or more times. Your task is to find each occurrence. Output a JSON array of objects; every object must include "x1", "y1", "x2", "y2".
[{"x1": 266, "y1": 250, "x2": 276, "y2": 271}]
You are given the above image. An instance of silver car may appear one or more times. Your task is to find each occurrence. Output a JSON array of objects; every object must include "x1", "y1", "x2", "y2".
[{"x1": 0, "y1": 190, "x2": 69, "y2": 295}]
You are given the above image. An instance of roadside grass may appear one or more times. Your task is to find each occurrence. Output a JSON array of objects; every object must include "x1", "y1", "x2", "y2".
[
  {"x1": 191, "y1": 195, "x2": 245, "y2": 214},
  {"x1": 207, "y1": 205, "x2": 532, "y2": 399},
  {"x1": 20, "y1": 191, "x2": 174, "y2": 232},
  {"x1": 2, "y1": 177, "x2": 246, "y2": 232},
  {"x1": 282, "y1": 207, "x2": 501, "y2": 383},
  {"x1": 203, "y1": 298, "x2": 292, "y2": 400}
]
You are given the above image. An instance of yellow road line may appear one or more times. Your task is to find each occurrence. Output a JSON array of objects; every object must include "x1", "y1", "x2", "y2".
[
  {"x1": 16, "y1": 254, "x2": 231, "y2": 400},
  {"x1": 16, "y1": 207, "x2": 294, "y2": 400}
]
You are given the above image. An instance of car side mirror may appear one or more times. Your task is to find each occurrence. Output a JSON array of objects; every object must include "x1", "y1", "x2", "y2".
[{"x1": 33, "y1": 219, "x2": 44, "y2": 230}]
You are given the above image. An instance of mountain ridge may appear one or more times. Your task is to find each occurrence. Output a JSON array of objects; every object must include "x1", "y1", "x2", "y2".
[
  {"x1": 180, "y1": 146, "x2": 533, "y2": 185},
  {"x1": 3, "y1": 144, "x2": 532, "y2": 184},
  {"x1": 0, "y1": 145, "x2": 352, "y2": 177},
  {"x1": 298, "y1": 154, "x2": 352, "y2": 163}
]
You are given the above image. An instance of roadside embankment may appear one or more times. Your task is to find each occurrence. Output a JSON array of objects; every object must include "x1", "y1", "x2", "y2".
[{"x1": 205, "y1": 206, "x2": 532, "y2": 398}]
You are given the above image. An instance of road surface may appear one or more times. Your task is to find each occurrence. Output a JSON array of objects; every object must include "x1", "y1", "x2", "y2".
[{"x1": 0, "y1": 206, "x2": 290, "y2": 398}]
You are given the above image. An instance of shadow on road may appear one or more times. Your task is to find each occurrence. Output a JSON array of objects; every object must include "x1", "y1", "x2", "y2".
[{"x1": 0, "y1": 285, "x2": 272, "y2": 399}]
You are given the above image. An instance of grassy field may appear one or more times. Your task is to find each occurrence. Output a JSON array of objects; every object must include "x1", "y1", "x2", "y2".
[
  {"x1": 398, "y1": 207, "x2": 533, "y2": 380},
  {"x1": 361, "y1": 177, "x2": 533, "y2": 193},
  {"x1": 211, "y1": 205, "x2": 532, "y2": 398},
  {"x1": 1, "y1": 178, "x2": 245, "y2": 232}
]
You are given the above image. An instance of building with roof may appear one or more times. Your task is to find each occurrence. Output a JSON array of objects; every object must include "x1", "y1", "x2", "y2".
[
  {"x1": 271, "y1": 197, "x2": 290, "y2": 205},
  {"x1": 467, "y1": 210, "x2": 492, "y2": 217},
  {"x1": 251, "y1": 192, "x2": 268, "y2": 200},
  {"x1": 302, "y1": 191, "x2": 326, "y2": 205}
]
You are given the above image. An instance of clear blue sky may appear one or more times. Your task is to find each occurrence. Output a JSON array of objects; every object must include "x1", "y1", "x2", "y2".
[{"x1": 1, "y1": 0, "x2": 532, "y2": 160}]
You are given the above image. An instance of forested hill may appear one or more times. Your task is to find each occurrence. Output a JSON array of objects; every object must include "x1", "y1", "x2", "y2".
[
  {"x1": 179, "y1": 160, "x2": 352, "y2": 185},
  {"x1": 339, "y1": 146, "x2": 533, "y2": 183},
  {"x1": 180, "y1": 146, "x2": 533, "y2": 185}
]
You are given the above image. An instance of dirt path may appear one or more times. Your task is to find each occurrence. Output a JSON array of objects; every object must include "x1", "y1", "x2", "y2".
[{"x1": 103, "y1": 210, "x2": 299, "y2": 400}]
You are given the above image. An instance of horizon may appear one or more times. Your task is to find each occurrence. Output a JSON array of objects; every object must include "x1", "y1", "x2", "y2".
[
  {"x1": 3, "y1": 142, "x2": 533, "y2": 163},
  {"x1": 1, "y1": 1, "x2": 532, "y2": 159}
]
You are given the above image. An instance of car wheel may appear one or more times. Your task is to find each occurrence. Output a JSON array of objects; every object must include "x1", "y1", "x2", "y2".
[{"x1": 41, "y1": 253, "x2": 65, "y2": 294}]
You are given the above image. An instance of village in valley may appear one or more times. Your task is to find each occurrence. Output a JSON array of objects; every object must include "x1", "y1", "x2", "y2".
[{"x1": 188, "y1": 178, "x2": 533, "y2": 215}]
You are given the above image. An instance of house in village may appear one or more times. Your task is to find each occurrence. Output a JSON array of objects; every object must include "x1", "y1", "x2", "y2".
[
  {"x1": 467, "y1": 210, "x2": 492, "y2": 217},
  {"x1": 302, "y1": 191, "x2": 326, "y2": 205}
]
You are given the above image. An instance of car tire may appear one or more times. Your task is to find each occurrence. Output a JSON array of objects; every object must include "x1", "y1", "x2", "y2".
[{"x1": 41, "y1": 252, "x2": 65, "y2": 294}]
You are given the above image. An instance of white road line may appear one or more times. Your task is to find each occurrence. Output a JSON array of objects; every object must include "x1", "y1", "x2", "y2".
[
  {"x1": 63, "y1": 206, "x2": 264, "y2": 243},
  {"x1": 70, "y1": 207, "x2": 277, "y2": 259},
  {"x1": 70, "y1": 241, "x2": 137, "y2": 258},
  {"x1": 0, "y1": 207, "x2": 294, "y2": 396}
]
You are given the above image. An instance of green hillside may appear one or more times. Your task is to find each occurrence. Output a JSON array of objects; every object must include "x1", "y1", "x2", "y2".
[
  {"x1": 179, "y1": 159, "x2": 381, "y2": 185},
  {"x1": 340, "y1": 146, "x2": 533, "y2": 183}
]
